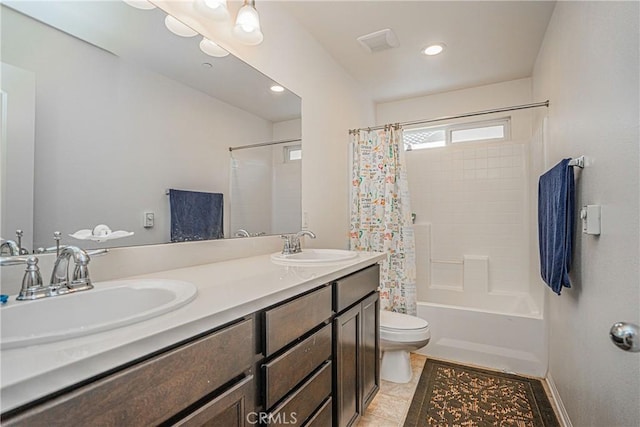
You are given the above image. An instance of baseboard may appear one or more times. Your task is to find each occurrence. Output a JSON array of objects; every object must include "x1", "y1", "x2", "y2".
[{"x1": 545, "y1": 373, "x2": 573, "y2": 427}]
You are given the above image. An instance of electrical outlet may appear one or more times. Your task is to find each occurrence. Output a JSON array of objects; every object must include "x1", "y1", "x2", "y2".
[{"x1": 144, "y1": 212, "x2": 154, "y2": 228}]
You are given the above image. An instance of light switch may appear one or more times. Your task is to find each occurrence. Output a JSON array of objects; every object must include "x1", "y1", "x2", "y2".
[{"x1": 144, "y1": 212, "x2": 154, "y2": 228}]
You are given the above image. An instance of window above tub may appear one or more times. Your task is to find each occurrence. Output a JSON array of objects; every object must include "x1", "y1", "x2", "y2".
[{"x1": 404, "y1": 117, "x2": 511, "y2": 151}]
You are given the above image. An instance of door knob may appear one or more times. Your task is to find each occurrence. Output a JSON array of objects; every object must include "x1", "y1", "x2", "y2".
[{"x1": 609, "y1": 322, "x2": 640, "y2": 352}]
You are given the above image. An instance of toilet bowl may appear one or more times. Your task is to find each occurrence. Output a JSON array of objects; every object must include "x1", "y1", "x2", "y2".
[{"x1": 380, "y1": 310, "x2": 430, "y2": 383}]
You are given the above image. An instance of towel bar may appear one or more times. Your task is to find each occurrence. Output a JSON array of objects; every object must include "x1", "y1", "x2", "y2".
[{"x1": 568, "y1": 156, "x2": 584, "y2": 168}]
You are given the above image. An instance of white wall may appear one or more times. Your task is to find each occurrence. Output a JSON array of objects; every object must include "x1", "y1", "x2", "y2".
[
  {"x1": 376, "y1": 79, "x2": 540, "y2": 305},
  {"x1": 532, "y1": 2, "x2": 640, "y2": 426},
  {"x1": 2, "y1": 7, "x2": 273, "y2": 249},
  {"x1": 1, "y1": 63, "x2": 35, "y2": 250}
]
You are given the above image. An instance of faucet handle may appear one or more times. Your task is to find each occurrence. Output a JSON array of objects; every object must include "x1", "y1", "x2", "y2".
[
  {"x1": 16, "y1": 256, "x2": 46, "y2": 301},
  {"x1": 281, "y1": 234, "x2": 294, "y2": 254},
  {"x1": 22, "y1": 256, "x2": 43, "y2": 289}
]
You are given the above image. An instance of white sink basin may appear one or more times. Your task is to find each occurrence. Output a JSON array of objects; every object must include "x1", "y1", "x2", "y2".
[
  {"x1": 0, "y1": 279, "x2": 197, "y2": 349},
  {"x1": 270, "y1": 249, "x2": 359, "y2": 265}
]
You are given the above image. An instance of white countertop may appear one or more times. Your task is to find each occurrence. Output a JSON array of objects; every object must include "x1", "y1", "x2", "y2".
[{"x1": 0, "y1": 251, "x2": 384, "y2": 413}]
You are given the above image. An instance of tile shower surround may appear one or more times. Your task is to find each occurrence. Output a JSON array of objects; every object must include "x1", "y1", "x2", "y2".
[{"x1": 406, "y1": 141, "x2": 530, "y2": 295}]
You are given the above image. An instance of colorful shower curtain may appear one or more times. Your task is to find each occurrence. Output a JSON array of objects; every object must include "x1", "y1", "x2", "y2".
[{"x1": 349, "y1": 125, "x2": 417, "y2": 315}]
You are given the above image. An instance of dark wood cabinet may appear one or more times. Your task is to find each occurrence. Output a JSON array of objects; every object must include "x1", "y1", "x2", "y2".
[
  {"x1": 1, "y1": 262, "x2": 381, "y2": 427},
  {"x1": 333, "y1": 265, "x2": 380, "y2": 427},
  {"x1": 334, "y1": 304, "x2": 362, "y2": 427},
  {"x1": 360, "y1": 292, "x2": 380, "y2": 410},
  {"x1": 1, "y1": 318, "x2": 256, "y2": 427},
  {"x1": 262, "y1": 285, "x2": 334, "y2": 426},
  {"x1": 172, "y1": 375, "x2": 254, "y2": 427}
]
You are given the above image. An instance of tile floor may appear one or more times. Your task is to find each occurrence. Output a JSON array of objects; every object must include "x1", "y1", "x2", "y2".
[{"x1": 356, "y1": 353, "x2": 427, "y2": 426}]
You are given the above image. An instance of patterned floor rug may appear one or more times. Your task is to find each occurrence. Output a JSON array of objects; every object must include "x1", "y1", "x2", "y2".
[{"x1": 404, "y1": 359, "x2": 560, "y2": 427}]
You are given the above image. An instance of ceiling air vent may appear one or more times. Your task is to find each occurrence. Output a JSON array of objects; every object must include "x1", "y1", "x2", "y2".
[{"x1": 357, "y1": 28, "x2": 399, "y2": 53}]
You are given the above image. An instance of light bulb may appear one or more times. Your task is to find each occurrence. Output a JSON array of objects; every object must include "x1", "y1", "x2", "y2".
[
  {"x1": 235, "y1": 4, "x2": 260, "y2": 32},
  {"x1": 233, "y1": 4, "x2": 263, "y2": 46},
  {"x1": 164, "y1": 15, "x2": 198, "y2": 38},
  {"x1": 194, "y1": 0, "x2": 229, "y2": 21},
  {"x1": 199, "y1": 38, "x2": 230, "y2": 58},
  {"x1": 270, "y1": 85, "x2": 284, "y2": 93}
]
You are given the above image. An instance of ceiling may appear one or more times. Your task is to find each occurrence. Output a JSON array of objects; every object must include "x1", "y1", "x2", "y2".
[
  {"x1": 4, "y1": 0, "x2": 301, "y2": 123},
  {"x1": 281, "y1": 1, "x2": 556, "y2": 103}
]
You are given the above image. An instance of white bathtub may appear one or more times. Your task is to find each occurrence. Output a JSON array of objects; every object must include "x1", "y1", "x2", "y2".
[{"x1": 415, "y1": 294, "x2": 547, "y2": 377}]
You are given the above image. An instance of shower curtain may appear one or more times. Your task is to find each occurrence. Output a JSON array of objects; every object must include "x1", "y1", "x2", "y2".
[{"x1": 349, "y1": 125, "x2": 417, "y2": 315}]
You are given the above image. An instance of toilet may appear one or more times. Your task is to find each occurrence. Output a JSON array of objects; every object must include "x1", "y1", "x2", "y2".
[{"x1": 380, "y1": 309, "x2": 431, "y2": 383}]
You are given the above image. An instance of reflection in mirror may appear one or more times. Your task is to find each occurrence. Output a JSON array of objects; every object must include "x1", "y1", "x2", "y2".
[
  {"x1": 230, "y1": 138, "x2": 302, "y2": 237},
  {"x1": 0, "y1": 1, "x2": 301, "y2": 253}
]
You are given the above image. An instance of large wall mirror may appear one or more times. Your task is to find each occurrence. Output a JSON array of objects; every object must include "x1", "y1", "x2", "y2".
[{"x1": 1, "y1": 1, "x2": 302, "y2": 253}]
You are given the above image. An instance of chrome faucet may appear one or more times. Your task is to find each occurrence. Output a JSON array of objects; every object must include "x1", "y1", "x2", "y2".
[
  {"x1": 1, "y1": 230, "x2": 31, "y2": 256},
  {"x1": 0, "y1": 239, "x2": 20, "y2": 256},
  {"x1": 50, "y1": 246, "x2": 93, "y2": 293},
  {"x1": 280, "y1": 230, "x2": 316, "y2": 255},
  {"x1": 1, "y1": 236, "x2": 106, "y2": 300}
]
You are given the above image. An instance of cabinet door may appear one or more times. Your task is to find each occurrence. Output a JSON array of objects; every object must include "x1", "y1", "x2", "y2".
[
  {"x1": 360, "y1": 292, "x2": 380, "y2": 410},
  {"x1": 2, "y1": 319, "x2": 254, "y2": 427},
  {"x1": 333, "y1": 305, "x2": 361, "y2": 427},
  {"x1": 172, "y1": 375, "x2": 254, "y2": 427}
]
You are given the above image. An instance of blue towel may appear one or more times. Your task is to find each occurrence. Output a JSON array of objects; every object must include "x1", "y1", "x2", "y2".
[
  {"x1": 538, "y1": 159, "x2": 575, "y2": 295},
  {"x1": 169, "y1": 189, "x2": 224, "y2": 242}
]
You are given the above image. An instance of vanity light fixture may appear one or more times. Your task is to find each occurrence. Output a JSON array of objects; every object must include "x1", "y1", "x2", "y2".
[
  {"x1": 233, "y1": 0, "x2": 264, "y2": 46},
  {"x1": 164, "y1": 15, "x2": 198, "y2": 37},
  {"x1": 123, "y1": 0, "x2": 264, "y2": 48},
  {"x1": 422, "y1": 43, "x2": 446, "y2": 56},
  {"x1": 199, "y1": 37, "x2": 230, "y2": 57},
  {"x1": 270, "y1": 85, "x2": 284, "y2": 93}
]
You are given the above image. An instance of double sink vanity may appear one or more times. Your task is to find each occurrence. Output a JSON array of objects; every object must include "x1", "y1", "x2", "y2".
[{"x1": 0, "y1": 248, "x2": 385, "y2": 426}]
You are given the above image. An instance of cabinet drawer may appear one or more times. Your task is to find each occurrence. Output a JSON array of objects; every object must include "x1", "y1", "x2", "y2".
[
  {"x1": 173, "y1": 375, "x2": 254, "y2": 427},
  {"x1": 334, "y1": 265, "x2": 379, "y2": 313},
  {"x1": 3, "y1": 318, "x2": 254, "y2": 427},
  {"x1": 265, "y1": 285, "x2": 332, "y2": 356},
  {"x1": 268, "y1": 361, "x2": 331, "y2": 427},
  {"x1": 263, "y1": 324, "x2": 332, "y2": 409},
  {"x1": 303, "y1": 397, "x2": 332, "y2": 427}
]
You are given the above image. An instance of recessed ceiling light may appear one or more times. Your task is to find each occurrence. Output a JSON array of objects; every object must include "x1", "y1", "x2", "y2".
[
  {"x1": 422, "y1": 43, "x2": 446, "y2": 56},
  {"x1": 270, "y1": 85, "x2": 284, "y2": 93}
]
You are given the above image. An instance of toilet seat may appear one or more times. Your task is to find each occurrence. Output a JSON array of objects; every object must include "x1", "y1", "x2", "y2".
[{"x1": 380, "y1": 310, "x2": 430, "y2": 342}]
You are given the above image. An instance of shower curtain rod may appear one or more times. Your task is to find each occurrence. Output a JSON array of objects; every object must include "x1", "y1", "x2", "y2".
[
  {"x1": 228, "y1": 138, "x2": 301, "y2": 152},
  {"x1": 350, "y1": 100, "x2": 549, "y2": 133}
]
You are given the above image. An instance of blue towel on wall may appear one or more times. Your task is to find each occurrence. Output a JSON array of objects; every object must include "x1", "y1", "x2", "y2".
[
  {"x1": 169, "y1": 189, "x2": 224, "y2": 242},
  {"x1": 538, "y1": 159, "x2": 575, "y2": 295}
]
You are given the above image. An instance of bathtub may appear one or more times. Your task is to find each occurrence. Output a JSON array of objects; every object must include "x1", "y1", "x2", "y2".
[{"x1": 415, "y1": 293, "x2": 547, "y2": 377}]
